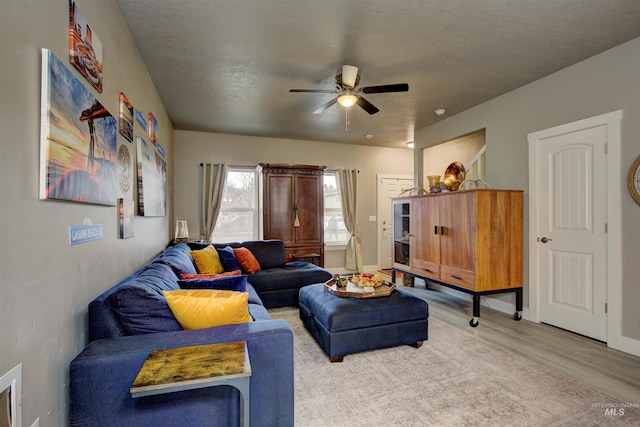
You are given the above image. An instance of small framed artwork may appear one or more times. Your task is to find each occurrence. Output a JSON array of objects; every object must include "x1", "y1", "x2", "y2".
[
  {"x1": 118, "y1": 198, "x2": 134, "y2": 239},
  {"x1": 118, "y1": 93, "x2": 134, "y2": 142},
  {"x1": 136, "y1": 137, "x2": 166, "y2": 216},
  {"x1": 148, "y1": 112, "x2": 158, "y2": 146},
  {"x1": 69, "y1": 0, "x2": 103, "y2": 92},
  {"x1": 40, "y1": 48, "x2": 116, "y2": 206},
  {"x1": 135, "y1": 109, "x2": 147, "y2": 130}
]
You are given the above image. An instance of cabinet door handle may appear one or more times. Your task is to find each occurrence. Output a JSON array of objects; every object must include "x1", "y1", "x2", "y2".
[
  {"x1": 434, "y1": 225, "x2": 438, "y2": 235},
  {"x1": 451, "y1": 275, "x2": 462, "y2": 280},
  {"x1": 421, "y1": 268, "x2": 432, "y2": 273},
  {"x1": 440, "y1": 226, "x2": 445, "y2": 235}
]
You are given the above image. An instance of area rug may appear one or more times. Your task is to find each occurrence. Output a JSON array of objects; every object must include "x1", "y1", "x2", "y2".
[{"x1": 269, "y1": 307, "x2": 640, "y2": 426}]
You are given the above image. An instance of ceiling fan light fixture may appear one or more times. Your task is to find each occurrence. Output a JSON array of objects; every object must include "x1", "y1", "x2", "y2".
[{"x1": 337, "y1": 93, "x2": 358, "y2": 108}]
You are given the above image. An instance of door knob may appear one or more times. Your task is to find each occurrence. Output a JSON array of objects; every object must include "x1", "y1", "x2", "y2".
[{"x1": 538, "y1": 237, "x2": 552, "y2": 243}]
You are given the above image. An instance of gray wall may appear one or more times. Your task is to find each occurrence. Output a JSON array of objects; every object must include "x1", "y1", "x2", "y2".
[
  {"x1": 415, "y1": 37, "x2": 640, "y2": 342},
  {"x1": 422, "y1": 130, "x2": 486, "y2": 181},
  {"x1": 173, "y1": 130, "x2": 414, "y2": 269},
  {"x1": 0, "y1": 1, "x2": 173, "y2": 425}
]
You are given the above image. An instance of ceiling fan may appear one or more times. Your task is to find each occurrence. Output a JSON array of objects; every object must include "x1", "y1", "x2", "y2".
[{"x1": 289, "y1": 65, "x2": 409, "y2": 115}]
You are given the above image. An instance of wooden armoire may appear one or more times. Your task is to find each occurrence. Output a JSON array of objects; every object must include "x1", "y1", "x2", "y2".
[{"x1": 259, "y1": 164, "x2": 326, "y2": 266}]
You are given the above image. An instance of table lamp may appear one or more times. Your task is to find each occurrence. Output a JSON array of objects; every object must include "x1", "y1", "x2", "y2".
[{"x1": 174, "y1": 218, "x2": 189, "y2": 243}]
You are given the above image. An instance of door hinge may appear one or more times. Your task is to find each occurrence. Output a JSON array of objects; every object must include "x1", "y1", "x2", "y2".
[
  {"x1": 604, "y1": 143, "x2": 608, "y2": 154},
  {"x1": 605, "y1": 302, "x2": 608, "y2": 314},
  {"x1": 605, "y1": 223, "x2": 608, "y2": 234}
]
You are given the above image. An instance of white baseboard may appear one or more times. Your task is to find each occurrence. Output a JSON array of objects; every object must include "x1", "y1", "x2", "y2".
[
  {"x1": 326, "y1": 264, "x2": 379, "y2": 275},
  {"x1": 617, "y1": 336, "x2": 640, "y2": 357}
]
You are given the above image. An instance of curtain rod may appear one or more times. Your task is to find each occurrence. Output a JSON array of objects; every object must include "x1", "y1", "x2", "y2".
[
  {"x1": 326, "y1": 168, "x2": 360, "y2": 173},
  {"x1": 199, "y1": 164, "x2": 359, "y2": 173},
  {"x1": 199, "y1": 163, "x2": 256, "y2": 168}
]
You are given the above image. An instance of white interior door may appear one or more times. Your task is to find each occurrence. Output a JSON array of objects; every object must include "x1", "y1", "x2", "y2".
[
  {"x1": 377, "y1": 175, "x2": 413, "y2": 269},
  {"x1": 535, "y1": 125, "x2": 608, "y2": 341}
]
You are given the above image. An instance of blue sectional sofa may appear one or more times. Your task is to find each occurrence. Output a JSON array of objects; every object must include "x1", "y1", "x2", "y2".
[
  {"x1": 190, "y1": 240, "x2": 333, "y2": 309},
  {"x1": 69, "y1": 240, "x2": 332, "y2": 427}
]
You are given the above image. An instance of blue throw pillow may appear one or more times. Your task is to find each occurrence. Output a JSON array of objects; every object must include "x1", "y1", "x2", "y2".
[
  {"x1": 178, "y1": 275, "x2": 247, "y2": 292},
  {"x1": 218, "y1": 245, "x2": 242, "y2": 272}
]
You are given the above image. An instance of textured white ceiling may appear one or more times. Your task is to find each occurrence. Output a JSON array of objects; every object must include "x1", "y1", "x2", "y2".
[{"x1": 116, "y1": 0, "x2": 640, "y2": 148}]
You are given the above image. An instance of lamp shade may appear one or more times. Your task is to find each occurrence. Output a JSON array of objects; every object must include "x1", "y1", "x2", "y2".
[{"x1": 174, "y1": 218, "x2": 189, "y2": 242}]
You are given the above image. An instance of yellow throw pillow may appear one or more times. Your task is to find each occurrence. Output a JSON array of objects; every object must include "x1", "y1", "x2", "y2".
[
  {"x1": 163, "y1": 289, "x2": 253, "y2": 330},
  {"x1": 190, "y1": 245, "x2": 224, "y2": 274}
]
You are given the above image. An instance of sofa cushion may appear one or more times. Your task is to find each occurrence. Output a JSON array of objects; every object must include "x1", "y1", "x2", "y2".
[
  {"x1": 163, "y1": 289, "x2": 253, "y2": 330},
  {"x1": 156, "y1": 246, "x2": 198, "y2": 276},
  {"x1": 233, "y1": 247, "x2": 261, "y2": 274},
  {"x1": 110, "y1": 263, "x2": 182, "y2": 335},
  {"x1": 112, "y1": 284, "x2": 183, "y2": 335},
  {"x1": 242, "y1": 240, "x2": 286, "y2": 269},
  {"x1": 136, "y1": 262, "x2": 181, "y2": 289},
  {"x1": 217, "y1": 245, "x2": 243, "y2": 272},
  {"x1": 247, "y1": 263, "x2": 333, "y2": 292},
  {"x1": 190, "y1": 245, "x2": 224, "y2": 274},
  {"x1": 248, "y1": 303, "x2": 271, "y2": 321},
  {"x1": 178, "y1": 275, "x2": 248, "y2": 292},
  {"x1": 246, "y1": 283, "x2": 263, "y2": 306}
]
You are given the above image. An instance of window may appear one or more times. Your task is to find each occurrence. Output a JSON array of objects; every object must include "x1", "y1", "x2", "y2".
[
  {"x1": 324, "y1": 172, "x2": 349, "y2": 245},
  {"x1": 211, "y1": 167, "x2": 258, "y2": 243}
]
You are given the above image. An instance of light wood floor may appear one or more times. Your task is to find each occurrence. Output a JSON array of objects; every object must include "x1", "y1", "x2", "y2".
[{"x1": 396, "y1": 283, "x2": 640, "y2": 404}]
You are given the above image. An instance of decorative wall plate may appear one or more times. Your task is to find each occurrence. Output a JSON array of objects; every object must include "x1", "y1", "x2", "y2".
[{"x1": 118, "y1": 144, "x2": 131, "y2": 193}]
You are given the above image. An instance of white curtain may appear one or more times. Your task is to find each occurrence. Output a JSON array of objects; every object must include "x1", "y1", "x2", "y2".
[
  {"x1": 337, "y1": 169, "x2": 363, "y2": 272},
  {"x1": 201, "y1": 163, "x2": 228, "y2": 242}
]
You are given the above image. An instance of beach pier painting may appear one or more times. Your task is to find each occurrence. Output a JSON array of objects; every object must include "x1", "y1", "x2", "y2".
[{"x1": 40, "y1": 49, "x2": 116, "y2": 206}]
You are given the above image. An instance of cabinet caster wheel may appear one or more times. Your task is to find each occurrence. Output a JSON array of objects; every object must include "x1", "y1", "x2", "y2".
[
  {"x1": 469, "y1": 317, "x2": 479, "y2": 327},
  {"x1": 513, "y1": 311, "x2": 522, "y2": 321}
]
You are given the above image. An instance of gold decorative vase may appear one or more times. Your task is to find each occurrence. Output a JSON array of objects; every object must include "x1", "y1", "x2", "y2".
[{"x1": 427, "y1": 175, "x2": 441, "y2": 187}]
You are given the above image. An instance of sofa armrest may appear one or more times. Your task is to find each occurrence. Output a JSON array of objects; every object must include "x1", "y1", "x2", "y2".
[{"x1": 70, "y1": 320, "x2": 293, "y2": 427}]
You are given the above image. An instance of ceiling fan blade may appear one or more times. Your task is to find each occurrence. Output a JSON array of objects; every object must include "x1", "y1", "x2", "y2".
[
  {"x1": 313, "y1": 98, "x2": 338, "y2": 114},
  {"x1": 289, "y1": 89, "x2": 336, "y2": 93},
  {"x1": 362, "y1": 83, "x2": 409, "y2": 94},
  {"x1": 342, "y1": 65, "x2": 359, "y2": 88},
  {"x1": 356, "y1": 97, "x2": 379, "y2": 115}
]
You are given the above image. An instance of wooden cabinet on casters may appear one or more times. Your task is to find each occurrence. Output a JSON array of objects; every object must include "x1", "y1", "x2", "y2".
[{"x1": 391, "y1": 189, "x2": 524, "y2": 327}]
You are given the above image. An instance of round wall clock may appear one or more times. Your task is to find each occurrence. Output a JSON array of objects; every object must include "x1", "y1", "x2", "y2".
[
  {"x1": 628, "y1": 154, "x2": 640, "y2": 206},
  {"x1": 118, "y1": 144, "x2": 131, "y2": 193}
]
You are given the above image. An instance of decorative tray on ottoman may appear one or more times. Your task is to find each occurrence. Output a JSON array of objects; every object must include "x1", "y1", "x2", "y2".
[{"x1": 324, "y1": 274, "x2": 396, "y2": 298}]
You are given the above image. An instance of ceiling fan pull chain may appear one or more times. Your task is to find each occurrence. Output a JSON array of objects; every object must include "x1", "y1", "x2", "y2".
[{"x1": 345, "y1": 107, "x2": 350, "y2": 132}]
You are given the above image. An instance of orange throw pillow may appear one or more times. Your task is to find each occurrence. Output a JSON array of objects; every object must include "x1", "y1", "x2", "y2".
[
  {"x1": 179, "y1": 270, "x2": 241, "y2": 280},
  {"x1": 233, "y1": 247, "x2": 261, "y2": 274}
]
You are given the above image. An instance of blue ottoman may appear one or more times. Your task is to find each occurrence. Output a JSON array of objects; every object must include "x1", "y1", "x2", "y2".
[{"x1": 299, "y1": 283, "x2": 429, "y2": 362}]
